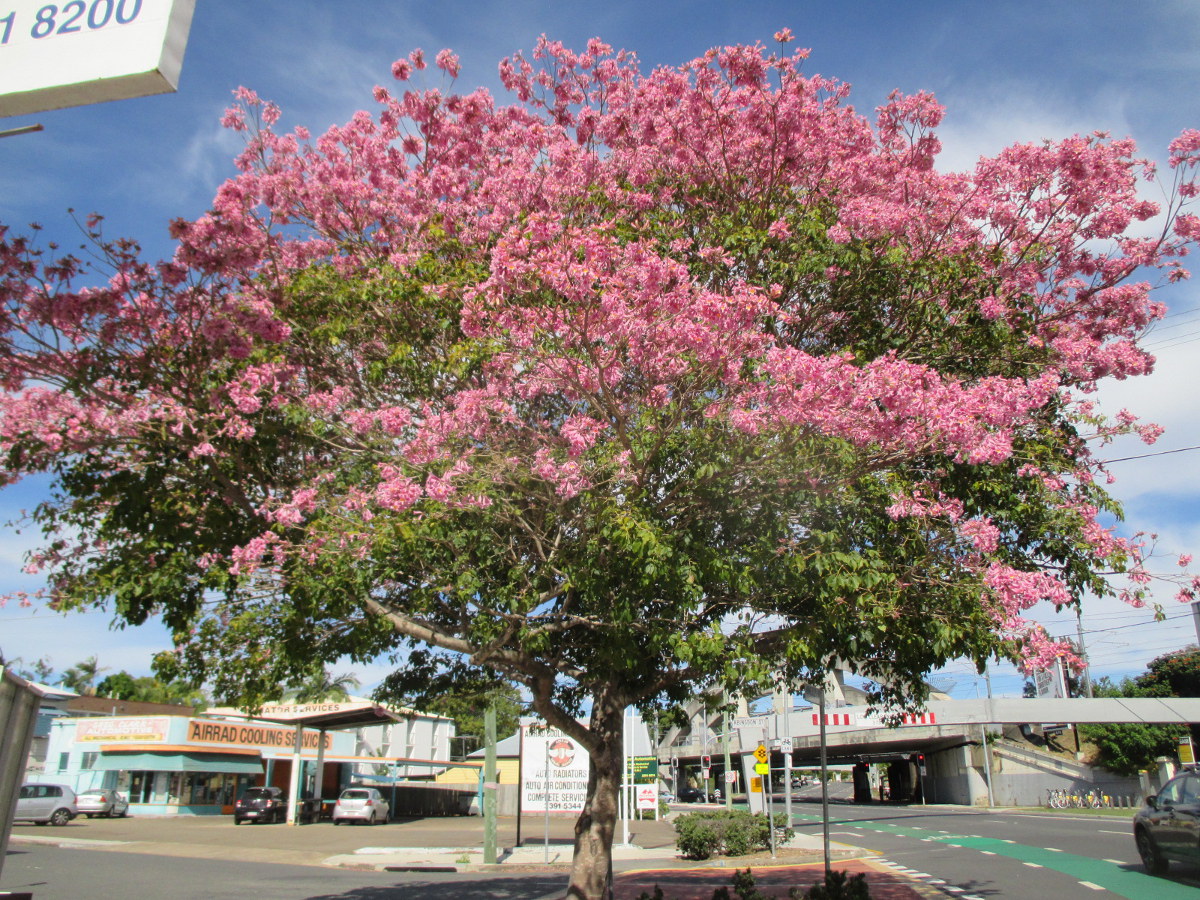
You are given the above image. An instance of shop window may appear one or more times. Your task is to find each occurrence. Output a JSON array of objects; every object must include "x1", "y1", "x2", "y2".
[
  {"x1": 81, "y1": 752, "x2": 97, "y2": 770},
  {"x1": 58, "y1": 752, "x2": 69, "y2": 772}
]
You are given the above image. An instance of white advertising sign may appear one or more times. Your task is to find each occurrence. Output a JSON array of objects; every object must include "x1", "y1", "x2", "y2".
[
  {"x1": 0, "y1": 0, "x2": 195, "y2": 117},
  {"x1": 635, "y1": 784, "x2": 658, "y2": 811},
  {"x1": 521, "y1": 724, "x2": 590, "y2": 814},
  {"x1": 76, "y1": 715, "x2": 168, "y2": 742}
]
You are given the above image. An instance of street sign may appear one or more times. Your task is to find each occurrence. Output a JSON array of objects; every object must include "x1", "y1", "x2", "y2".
[
  {"x1": 750, "y1": 776, "x2": 763, "y2": 793},
  {"x1": 1181, "y1": 735, "x2": 1196, "y2": 765},
  {"x1": 733, "y1": 716, "x2": 770, "y2": 729},
  {"x1": 753, "y1": 743, "x2": 768, "y2": 763},
  {"x1": 780, "y1": 738, "x2": 793, "y2": 753},
  {"x1": 628, "y1": 755, "x2": 658, "y2": 784},
  {"x1": 754, "y1": 762, "x2": 770, "y2": 775},
  {"x1": 701, "y1": 767, "x2": 710, "y2": 778},
  {"x1": 725, "y1": 771, "x2": 738, "y2": 784}
]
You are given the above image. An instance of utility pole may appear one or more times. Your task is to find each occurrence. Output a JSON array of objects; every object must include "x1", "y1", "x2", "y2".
[
  {"x1": 1075, "y1": 608, "x2": 1094, "y2": 698},
  {"x1": 483, "y1": 704, "x2": 497, "y2": 864}
]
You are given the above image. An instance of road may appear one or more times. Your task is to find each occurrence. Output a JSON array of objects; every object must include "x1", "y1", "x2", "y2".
[
  {"x1": 781, "y1": 793, "x2": 1200, "y2": 900},
  {"x1": 2, "y1": 842, "x2": 571, "y2": 900}
]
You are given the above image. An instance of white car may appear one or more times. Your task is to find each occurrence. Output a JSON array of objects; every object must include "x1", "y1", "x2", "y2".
[
  {"x1": 331, "y1": 787, "x2": 390, "y2": 825},
  {"x1": 75, "y1": 789, "x2": 129, "y2": 818}
]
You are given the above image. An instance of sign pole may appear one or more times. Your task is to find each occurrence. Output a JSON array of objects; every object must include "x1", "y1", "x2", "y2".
[
  {"x1": 544, "y1": 739, "x2": 550, "y2": 864},
  {"x1": 783, "y1": 696, "x2": 793, "y2": 826},
  {"x1": 722, "y1": 705, "x2": 733, "y2": 810},
  {"x1": 515, "y1": 727, "x2": 524, "y2": 849},
  {"x1": 819, "y1": 690, "x2": 830, "y2": 878},
  {"x1": 621, "y1": 706, "x2": 630, "y2": 848}
]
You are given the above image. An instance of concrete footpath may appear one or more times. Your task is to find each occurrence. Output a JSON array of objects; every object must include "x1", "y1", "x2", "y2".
[{"x1": 7, "y1": 809, "x2": 939, "y2": 898}]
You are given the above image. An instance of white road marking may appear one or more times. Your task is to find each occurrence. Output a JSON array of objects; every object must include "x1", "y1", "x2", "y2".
[
  {"x1": 1045, "y1": 847, "x2": 1063, "y2": 852},
  {"x1": 1098, "y1": 830, "x2": 1128, "y2": 835},
  {"x1": 1103, "y1": 858, "x2": 1125, "y2": 864},
  {"x1": 979, "y1": 850, "x2": 996, "y2": 855},
  {"x1": 1079, "y1": 882, "x2": 1105, "y2": 891},
  {"x1": 1024, "y1": 862, "x2": 1044, "y2": 868}
]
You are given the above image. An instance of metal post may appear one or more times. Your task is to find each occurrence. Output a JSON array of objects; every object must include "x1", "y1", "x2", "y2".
[
  {"x1": 1075, "y1": 609, "x2": 1094, "y2": 698},
  {"x1": 515, "y1": 726, "x2": 524, "y2": 849},
  {"x1": 621, "y1": 706, "x2": 630, "y2": 847},
  {"x1": 544, "y1": 738, "x2": 550, "y2": 863},
  {"x1": 783, "y1": 694, "x2": 793, "y2": 826},
  {"x1": 484, "y1": 704, "x2": 497, "y2": 864},
  {"x1": 819, "y1": 690, "x2": 830, "y2": 878},
  {"x1": 763, "y1": 725, "x2": 776, "y2": 859},
  {"x1": 722, "y1": 704, "x2": 733, "y2": 810}
]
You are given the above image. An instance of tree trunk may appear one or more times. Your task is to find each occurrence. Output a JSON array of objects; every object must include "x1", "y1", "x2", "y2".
[{"x1": 566, "y1": 691, "x2": 625, "y2": 900}]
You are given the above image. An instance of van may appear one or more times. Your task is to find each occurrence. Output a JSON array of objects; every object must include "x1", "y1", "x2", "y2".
[{"x1": 15, "y1": 783, "x2": 78, "y2": 826}]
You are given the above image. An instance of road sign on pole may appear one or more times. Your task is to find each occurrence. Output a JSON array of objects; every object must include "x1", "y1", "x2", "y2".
[{"x1": 753, "y1": 743, "x2": 768, "y2": 763}]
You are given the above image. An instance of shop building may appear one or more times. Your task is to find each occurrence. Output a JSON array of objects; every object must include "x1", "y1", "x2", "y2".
[{"x1": 38, "y1": 700, "x2": 455, "y2": 817}]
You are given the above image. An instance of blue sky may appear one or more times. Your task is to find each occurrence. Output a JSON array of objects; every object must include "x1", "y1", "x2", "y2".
[{"x1": 1, "y1": 0, "x2": 1198, "y2": 700}]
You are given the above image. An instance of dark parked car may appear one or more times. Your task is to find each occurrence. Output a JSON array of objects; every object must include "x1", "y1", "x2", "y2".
[
  {"x1": 1133, "y1": 768, "x2": 1200, "y2": 873},
  {"x1": 675, "y1": 786, "x2": 705, "y2": 803},
  {"x1": 234, "y1": 786, "x2": 287, "y2": 824}
]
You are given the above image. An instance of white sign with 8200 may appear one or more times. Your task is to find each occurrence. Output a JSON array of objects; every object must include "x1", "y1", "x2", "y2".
[{"x1": 0, "y1": 0, "x2": 194, "y2": 117}]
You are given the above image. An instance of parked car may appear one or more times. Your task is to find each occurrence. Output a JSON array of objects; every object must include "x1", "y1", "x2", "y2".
[
  {"x1": 234, "y1": 786, "x2": 288, "y2": 824},
  {"x1": 331, "y1": 787, "x2": 390, "y2": 825},
  {"x1": 675, "y1": 786, "x2": 705, "y2": 803},
  {"x1": 75, "y1": 789, "x2": 129, "y2": 818},
  {"x1": 14, "y1": 783, "x2": 77, "y2": 826},
  {"x1": 1133, "y1": 768, "x2": 1200, "y2": 873}
]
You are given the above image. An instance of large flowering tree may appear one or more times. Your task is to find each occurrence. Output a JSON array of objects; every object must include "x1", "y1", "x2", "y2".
[{"x1": 3, "y1": 35, "x2": 1199, "y2": 898}]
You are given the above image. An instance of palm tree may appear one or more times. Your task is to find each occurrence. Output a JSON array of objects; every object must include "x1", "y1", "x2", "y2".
[
  {"x1": 285, "y1": 670, "x2": 361, "y2": 703},
  {"x1": 60, "y1": 655, "x2": 107, "y2": 695}
]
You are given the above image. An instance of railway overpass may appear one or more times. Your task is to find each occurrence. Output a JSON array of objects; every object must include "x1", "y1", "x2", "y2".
[{"x1": 662, "y1": 696, "x2": 1200, "y2": 806}]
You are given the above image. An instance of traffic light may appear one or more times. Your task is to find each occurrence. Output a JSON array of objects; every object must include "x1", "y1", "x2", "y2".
[{"x1": 703, "y1": 754, "x2": 711, "y2": 768}]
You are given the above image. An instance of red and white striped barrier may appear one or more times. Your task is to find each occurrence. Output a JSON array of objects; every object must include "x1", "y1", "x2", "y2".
[
  {"x1": 812, "y1": 713, "x2": 855, "y2": 726},
  {"x1": 900, "y1": 712, "x2": 937, "y2": 725}
]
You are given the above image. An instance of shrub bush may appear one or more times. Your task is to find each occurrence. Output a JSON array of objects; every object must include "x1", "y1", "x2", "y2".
[
  {"x1": 673, "y1": 809, "x2": 793, "y2": 860},
  {"x1": 635, "y1": 868, "x2": 873, "y2": 900}
]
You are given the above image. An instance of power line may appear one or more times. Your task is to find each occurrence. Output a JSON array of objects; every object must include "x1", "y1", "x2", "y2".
[{"x1": 1100, "y1": 444, "x2": 1200, "y2": 464}]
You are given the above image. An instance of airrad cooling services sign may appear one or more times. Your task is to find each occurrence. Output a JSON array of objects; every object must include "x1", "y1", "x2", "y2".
[
  {"x1": 0, "y1": 0, "x2": 195, "y2": 117},
  {"x1": 521, "y1": 724, "x2": 590, "y2": 814}
]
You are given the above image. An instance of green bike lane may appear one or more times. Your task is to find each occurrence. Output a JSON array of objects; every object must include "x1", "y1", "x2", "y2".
[{"x1": 789, "y1": 810, "x2": 1197, "y2": 899}]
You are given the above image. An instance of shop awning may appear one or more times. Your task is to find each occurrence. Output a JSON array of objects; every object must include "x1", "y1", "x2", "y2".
[{"x1": 93, "y1": 751, "x2": 263, "y2": 774}]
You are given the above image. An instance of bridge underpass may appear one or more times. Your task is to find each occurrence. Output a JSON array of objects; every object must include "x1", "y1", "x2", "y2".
[{"x1": 662, "y1": 697, "x2": 1200, "y2": 806}]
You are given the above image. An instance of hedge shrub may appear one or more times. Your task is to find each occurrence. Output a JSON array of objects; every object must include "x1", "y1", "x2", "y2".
[{"x1": 673, "y1": 809, "x2": 793, "y2": 860}]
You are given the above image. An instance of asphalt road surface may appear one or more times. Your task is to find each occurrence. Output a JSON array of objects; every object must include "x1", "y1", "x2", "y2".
[{"x1": 783, "y1": 796, "x2": 1200, "y2": 900}]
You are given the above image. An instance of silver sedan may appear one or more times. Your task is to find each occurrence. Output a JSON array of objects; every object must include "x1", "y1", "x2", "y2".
[{"x1": 75, "y1": 789, "x2": 129, "y2": 818}]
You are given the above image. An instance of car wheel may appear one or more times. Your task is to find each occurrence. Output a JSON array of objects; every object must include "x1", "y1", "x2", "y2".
[
  {"x1": 367, "y1": 812, "x2": 375, "y2": 826},
  {"x1": 86, "y1": 814, "x2": 95, "y2": 819},
  {"x1": 1136, "y1": 828, "x2": 1168, "y2": 875},
  {"x1": 49, "y1": 808, "x2": 71, "y2": 827}
]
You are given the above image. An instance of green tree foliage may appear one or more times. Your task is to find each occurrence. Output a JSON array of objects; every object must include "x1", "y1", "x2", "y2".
[
  {"x1": 1136, "y1": 647, "x2": 1200, "y2": 698},
  {"x1": 59, "y1": 655, "x2": 106, "y2": 695},
  {"x1": 1080, "y1": 675, "x2": 1186, "y2": 775},
  {"x1": 283, "y1": 669, "x2": 361, "y2": 703},
  {"x1": 95, "y1": 670, "x2": 207, "y2": 707}
]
